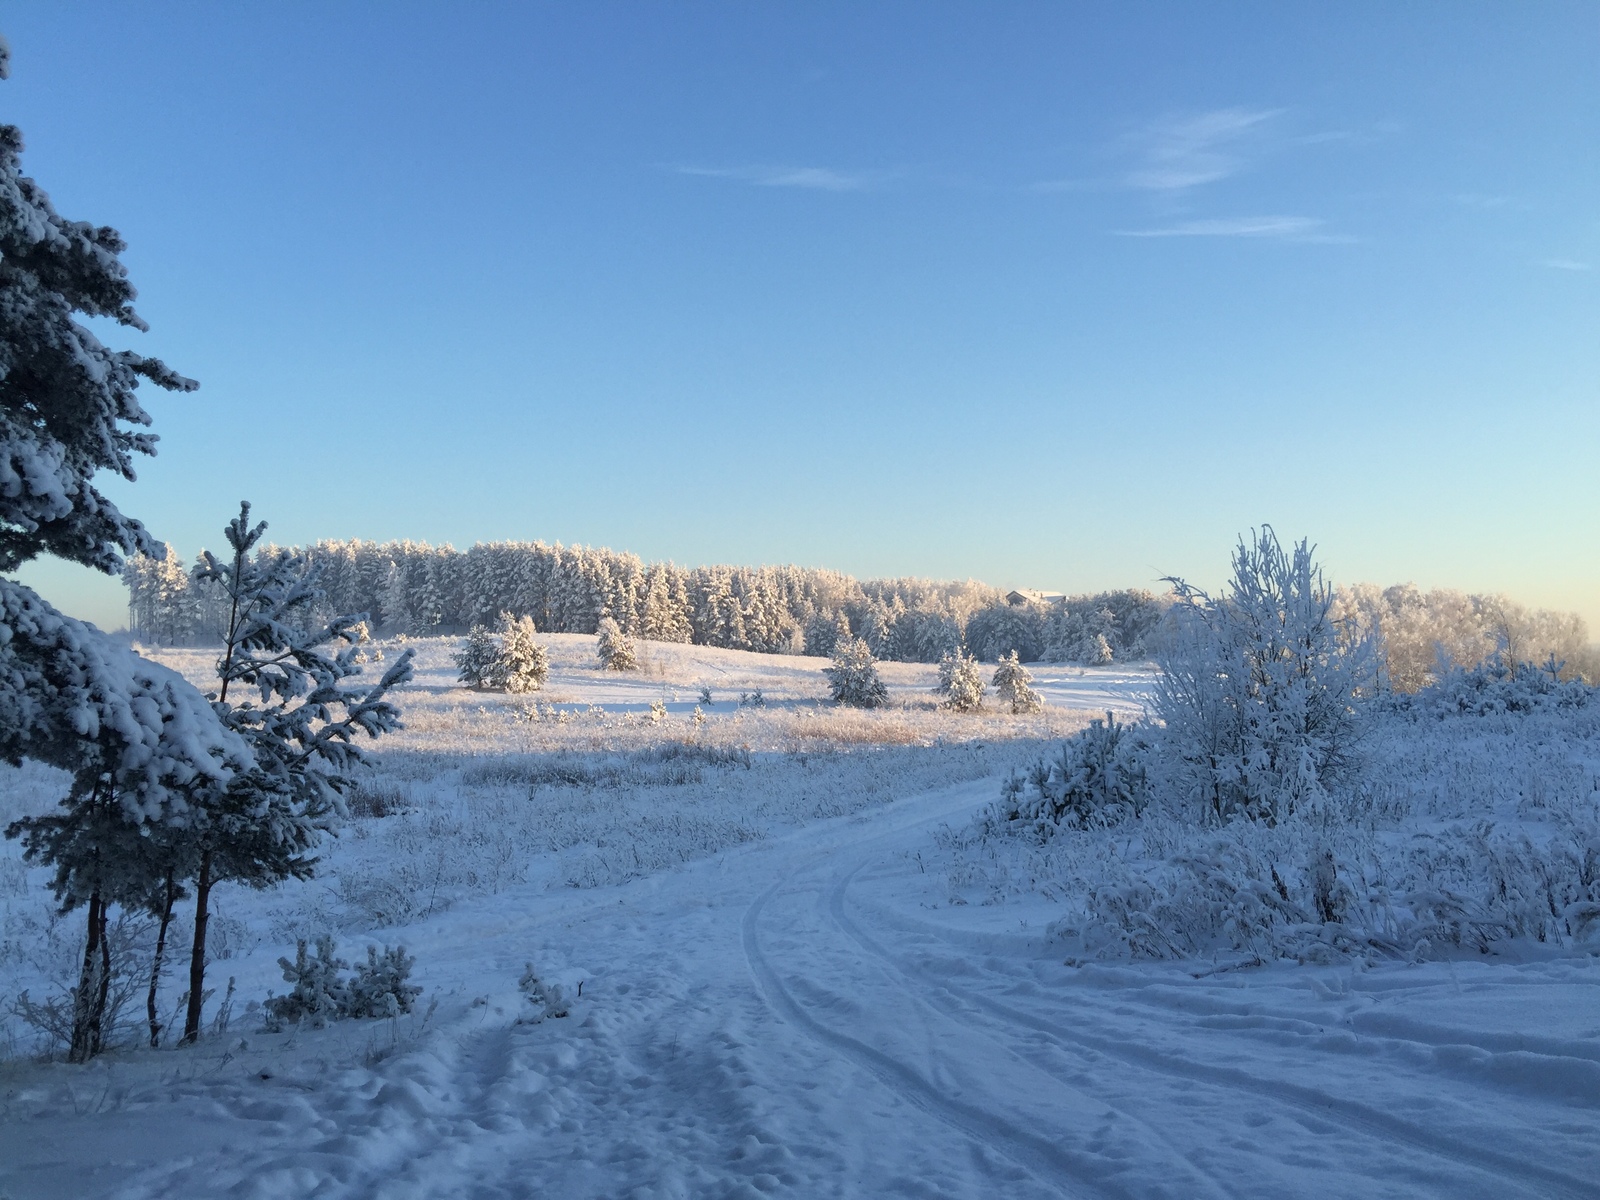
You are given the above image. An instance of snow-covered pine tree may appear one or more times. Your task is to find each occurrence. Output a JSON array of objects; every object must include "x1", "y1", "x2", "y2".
[
  {"x1": 936, "y1": 650, "x2": 986, "y2": 712},
  {"x1": 491, "y1": 612, "x2": 549, "y2": 692},
  {"x1": 412, "y1": 549, "x2": 446, "y2": 632},
  {"x1": 825, "y1": 637, "x2": 889, "y2": 708},
  {"x1": 121, "y1": 551, "x2": 162, "y2": 642},
  {"x1": 802, "y1": 609, "x2": 843, "y2": 657},
  {"x1": 379, "y1": 559, "x2": 411, "y2": 635},
  {"x1": 0, "y1": 40, "x2": 252, "y2": 1060},
  {"x1": 992, "y1": 651, "x2": 1043, "y2": 714},
  {"x1": 455, "y1": 625, "x2": 499, "y2": 688},
  {"x1": 153, "y1": 542, "x2": 198, "y2": 644},
  {"x1": 641, "y1": 563, "x2": 692, "y2": 642},
  {"x1": 177, "y1": 502, "x2": 414, "y2": 1043},
  {"x1": 596, "y1": 614, "x2": 638, "y2": 671}
]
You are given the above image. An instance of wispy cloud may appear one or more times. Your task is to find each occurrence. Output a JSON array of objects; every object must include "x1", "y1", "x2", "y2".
[
  {"x1": 1541, "y1": 258, "x2": 1592, "y2": 271},
  {"x1": 675, "y1": 164, "x2": 881, "y2": 192},
  {"x1": 1124, "y1": 108, "x2": 1282, "y2": 191},
  {"x1": 1116, "y1": 216, "x2": 1350, "y2": 243}
]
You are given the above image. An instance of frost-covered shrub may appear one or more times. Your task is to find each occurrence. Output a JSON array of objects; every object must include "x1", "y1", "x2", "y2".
[
  {"x1": 984, "y1": 713, "x2": 1150, "y2": 838},
  {"x1": 262, "y1": 937, "x2": 421, "y2": 1029},
  {"x1": 596, "y1": 616, "x2": 638, "y2": 671},
  {"x1": 345, "y1": 945, "x2": 422, "y2": 1019},
  {"x1": 1389, "y1": 654, "x2": 1596, "y2": 718},
  {"x1": 518, "y1": 962, "x2": 569, "y2": 1022},
  {"x1": 262, "y1": 937, "x2": 347, "y2": 1031},
  {"x1": 1154, "y1": 528, "x2": 1373, "y2": 824},
  {"x1": 826, "y1": 638, "x2": 889, "y2": 708},
  {"x1": 992, "y1": 652, "x2": 1043, "y2": 714},
  {"x1": 936, "y1": 650, "x2": 986, "y2": 712}
]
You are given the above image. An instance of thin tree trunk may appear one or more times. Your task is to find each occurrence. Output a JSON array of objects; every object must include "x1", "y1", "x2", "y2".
[
  {"x1": 181, "y1": 850, "x2": 213, "y2": 1045},
  {"x1": 92, "y1": 901, "x2": 111, "y2": 1058},
  {"x1": 68, "y1": 891, "x2": 105, "y2": 1064},
  {"x1": 146, "y1": 871, "x2": 178, "y2": 1048}
]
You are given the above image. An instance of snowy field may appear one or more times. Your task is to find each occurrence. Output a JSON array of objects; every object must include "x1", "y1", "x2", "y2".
[{"x1": 2, "y1": 636, "x2": 1597, "y2": 1198}]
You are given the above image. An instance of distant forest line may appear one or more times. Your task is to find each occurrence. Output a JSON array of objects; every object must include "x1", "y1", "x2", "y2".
[
  {"x1": 123, "y1": 538, "x2": 1599, "y2": 685},
  {"x1": 123, "y1": 539, "x2": 1163, "y2": 665}
]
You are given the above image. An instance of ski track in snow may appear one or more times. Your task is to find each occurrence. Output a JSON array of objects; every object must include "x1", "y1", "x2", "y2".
[
  {"x1": 830, "y1": 864, "x2": 1595, "y2": 1200},
  {"x1": 4, "y1": 772, "x2": 1598, "y2": 1198}
]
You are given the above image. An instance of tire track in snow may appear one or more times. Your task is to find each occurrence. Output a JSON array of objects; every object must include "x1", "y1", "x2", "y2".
[
  {"x1": 830, "y1": 865, "x2": 1595, "y2": 1200},
  {"x1": 745, "y1": 874, "x2": 1136, "y2": 1200}
]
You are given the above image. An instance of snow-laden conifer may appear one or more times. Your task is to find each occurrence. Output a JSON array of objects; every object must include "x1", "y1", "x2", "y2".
[
  {"x1": 596, "y1": 615, "x2": 638, "y2": 671},
  {"x1": 826, "y1": 637, "x2": 888, "y2": 708},
  {"x1": 993, "y1": 651, "x2": 1043, "y2": 714},
  {"x1": 0, "y1": 43, "x2": 197, "y2": 574},
  {"x1": 936, "y1": 650, "x2": 986, "y2": 713},
  {"x1": 455, "y1": 625, "x2": 498, "y2": 689},
  {"x1": 175, "y1": 502, "x2": 415, "y2": 1043},
  {"x1": 490, "y1": 613, "x2": 549, "y2": 692},
  {"x1": 0, "y1": 45, "x2": 252, "y2": 1060}
]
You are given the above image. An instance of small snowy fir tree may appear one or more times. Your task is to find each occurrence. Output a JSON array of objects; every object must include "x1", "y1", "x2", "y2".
[
  {"x1": 489, "y1": 613, "x2": 549, "y2": 693},
  {"x1": 344, "y1": 944, "x2": 423, "y2": 1019},
  {"x1": 455, "y1": 625, "x2": 499, "y2": 689},
  {"x1": 936, "y1": 650, "x2": 986, "y2": 713},
  {"x1": 826, "y1": 637, "x2": 889, "y2": 708},
  {"x1": 596, "y1": 615, "x2": 638, "y2": 671},
  {"x1": 993, "y1": 651, "x2": 1043, "y2": 714},
  {"x1": 261, "y1": 938, "x2": 420, "y2": 1028},
  {"x1": 177, "y1": 502, "x2": 415, "y2": 1044},
  {"x1": 262, "y1": 937, "x2": 348, "y2": 1031}
]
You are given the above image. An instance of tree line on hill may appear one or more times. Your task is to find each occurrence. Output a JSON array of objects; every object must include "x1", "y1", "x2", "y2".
[
  {"x1": 124, "y1": 539, "x2": 1168, "y2": 665},
  {"x1": 124, "y1": 538, "x2": 1600, "y2": 685}
]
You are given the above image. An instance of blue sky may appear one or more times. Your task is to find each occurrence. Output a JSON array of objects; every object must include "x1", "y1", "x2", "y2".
[{"x1": 6, "y1": 2, "x2": 1598, "y2": 631}]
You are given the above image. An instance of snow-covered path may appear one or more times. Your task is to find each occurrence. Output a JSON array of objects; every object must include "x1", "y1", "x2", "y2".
[{"x1": 5, "y1": 776, "x2": 1597, "y2": 1199}]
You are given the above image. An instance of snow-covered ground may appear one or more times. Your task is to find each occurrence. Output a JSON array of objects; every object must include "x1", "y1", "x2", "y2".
[{"x1": 2, "y1": 637, "x2": 1595, "y2": 1198}]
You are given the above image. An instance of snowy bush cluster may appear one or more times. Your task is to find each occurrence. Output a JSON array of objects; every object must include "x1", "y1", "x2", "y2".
[
  {"x1": 261, "y1": 937, "x2": 422, "y2": 1030},
  {"x1": 943, "y1": 529, "x2": 1600, "y2": 966},
  {"x1": 1335, "y1": 581, "x2": 1600, "y2": 689}
]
